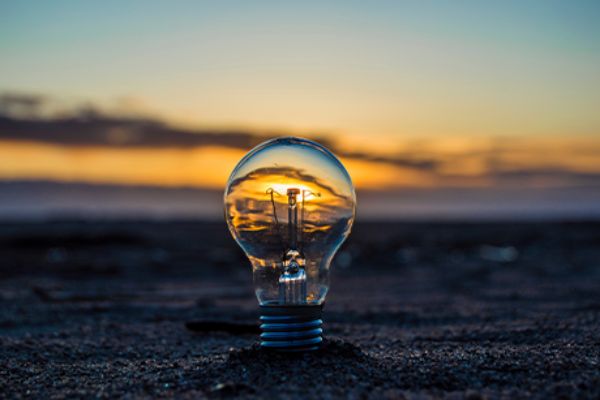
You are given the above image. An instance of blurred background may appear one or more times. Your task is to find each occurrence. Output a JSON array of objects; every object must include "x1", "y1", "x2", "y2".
[
  {"x1": 1, "y1": 0, "x2": 599, "y2": 220},
  {"x1": 2, "y1": 2, "x2": 600, "y2": 397}
]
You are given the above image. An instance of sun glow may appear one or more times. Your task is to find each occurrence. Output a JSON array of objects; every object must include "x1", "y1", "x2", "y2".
[
  {"x1": 0, "y1": 140, "x2": 412, "y2": 190},
  {"x1": 266, "y1": 184, "x2": 320, "y2": 200},
  {"x1": 2, "y1": 135, "x2": 599, "y2": 192}
]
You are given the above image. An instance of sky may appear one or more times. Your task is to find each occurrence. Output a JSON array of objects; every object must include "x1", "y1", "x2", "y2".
[{"x1": 1, "y1": 1, "x2": 599, "y2": 218}]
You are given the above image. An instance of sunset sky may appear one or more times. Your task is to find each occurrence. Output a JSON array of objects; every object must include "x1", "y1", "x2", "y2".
[{"x1": 1, "y1": 1, "x2": 599, "y2": 218}]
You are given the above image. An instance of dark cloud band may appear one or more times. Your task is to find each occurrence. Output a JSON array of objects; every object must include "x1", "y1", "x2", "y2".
[{"x1": 0, "y1": 92, "x2": 438, "y2": 172}]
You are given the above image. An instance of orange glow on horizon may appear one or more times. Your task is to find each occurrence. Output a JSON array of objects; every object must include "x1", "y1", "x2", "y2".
[
  {"x1": 0, "y1": 140, "x2": 422, "y2": 190},
  {"x1": 0, "y1": 141, "x2": 241, "y2": 188},
  {"x1": 2, "y1": 136, "x2": 600, "y2": 191}
]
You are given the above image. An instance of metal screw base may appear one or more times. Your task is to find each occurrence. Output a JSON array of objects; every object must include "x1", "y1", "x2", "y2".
[{"x1": 259, "y1": 304, "x2": 323, "y2": 352}]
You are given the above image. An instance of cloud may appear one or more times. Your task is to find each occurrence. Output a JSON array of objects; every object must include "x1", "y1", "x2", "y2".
[
  {"x1": 1, "y1": 92, "x2": 599, "y2": 186},
  {"x1": 0, "y1": 91, "x2": 438, "y2": 172},
  {"x1": 487, "y1": 168, "x2": 600, "y2": 185},
  {"x1": 339, "y1": 151, "x2": 438, "y2": 170},
  {"x1": 0, "y1": 100, "x2": 261, "y2": 149},
  {"x1": 0, "y1": 93, "x2": 47, "y2": 117}
]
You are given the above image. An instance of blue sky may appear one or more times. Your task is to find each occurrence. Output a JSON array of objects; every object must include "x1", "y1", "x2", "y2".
[
  {"x1": 1, "y1": 1, "x2": 600, "y2": 218},
  {"x1": 1, "y1": 1, "x2": 599, "y2": 140}
]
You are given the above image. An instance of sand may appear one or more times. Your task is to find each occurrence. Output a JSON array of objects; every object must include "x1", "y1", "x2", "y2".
[{"x1": 0, "y1": 221, "x2": 599, "y2": 399}]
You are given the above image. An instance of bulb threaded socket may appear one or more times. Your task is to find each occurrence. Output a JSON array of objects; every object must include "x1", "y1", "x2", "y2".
[{"x1": 259, "y1": 304, "x2": 323, "y2": 352}]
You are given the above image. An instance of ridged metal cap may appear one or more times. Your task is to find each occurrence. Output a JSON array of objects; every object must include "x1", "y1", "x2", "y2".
[{"x1": 259, "y1": 304, "x2": 323, "y2": 352}]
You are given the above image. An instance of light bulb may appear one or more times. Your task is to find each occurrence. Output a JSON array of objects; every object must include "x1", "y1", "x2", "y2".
[{"x1": 224, "y1": 137, "x2": 356, "y2": 351}]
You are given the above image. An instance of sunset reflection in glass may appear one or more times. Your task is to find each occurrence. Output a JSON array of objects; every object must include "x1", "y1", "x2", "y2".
[{"x1": 224, "y1": 137, "x2": 356, "y2": 306}]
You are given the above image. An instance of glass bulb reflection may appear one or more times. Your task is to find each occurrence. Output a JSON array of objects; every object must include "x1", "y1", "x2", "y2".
[{"x1": 224, "y1": 137, "x2": 356, "y2": 305}]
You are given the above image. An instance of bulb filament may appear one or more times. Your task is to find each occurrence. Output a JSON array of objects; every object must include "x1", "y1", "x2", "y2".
[
  {"x1": 266, "y1": 186, "x2": 320, "y2": 304},
  {"x1": 287, "y1": 188, "x2": 300, "y2": 251}
]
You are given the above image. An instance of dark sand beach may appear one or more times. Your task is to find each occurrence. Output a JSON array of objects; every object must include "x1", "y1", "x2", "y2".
[{"x1": 0, "y1": 221, "x2": 599, "y2": 399}]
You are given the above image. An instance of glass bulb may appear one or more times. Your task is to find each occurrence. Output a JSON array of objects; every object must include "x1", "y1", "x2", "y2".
[{"x1": 224, "y1": 137, "x2": 356, "y2": 307}]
